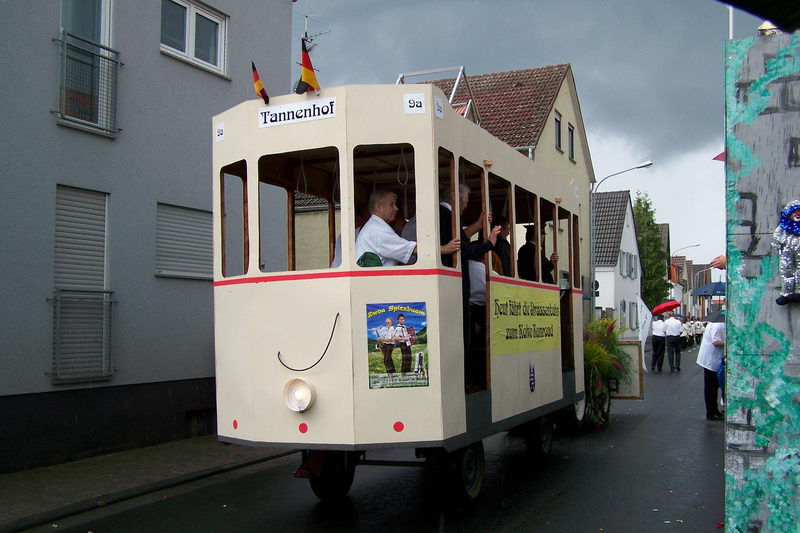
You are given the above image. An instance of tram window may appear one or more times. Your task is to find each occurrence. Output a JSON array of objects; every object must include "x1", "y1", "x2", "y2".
[
  {"x1": 257, "y1": 147, "x2": 340, "y2": 272},
  {"x1": 438, "y1": 148, "x2": 457, "y2": 268},
  {"x1": 258, "y1": 182, "x2": 288, "y2": 272},
  {"x1": 539, "y1": 198, "x2": 557, "y2": 284},
  {"x1": 220, "y1": 160, "x2": 248, "y2": 277},
  {"x1": 558, "y1": 206, "x2": 572, "y2": 288},
  {"x1": 459, "y1": 156, "x2": 490, "y2": 392},
  {"x1": 352, "y1": 144, "x2": 416, "y2": 267},
  {"x1": 458, "y1": 157, "x2": 485, "y2": 243},
  {"x1": 514, "y1": 186, "x2": 539, "y2": 281},
  {"x1": 572, "y1": 214, "x2": 581, "y2": 288},
  {"x1": 488, "y1": 173, "x2": 513, "y2": 277}
]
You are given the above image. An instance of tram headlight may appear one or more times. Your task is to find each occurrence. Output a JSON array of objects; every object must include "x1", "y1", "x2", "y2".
[{"x1": 283, "y1": 379, "x2": 316, "y2": 412}]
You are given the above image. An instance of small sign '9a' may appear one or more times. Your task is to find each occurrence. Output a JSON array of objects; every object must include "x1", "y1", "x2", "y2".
[{"x1": 404, "y1": 93, "x2": 426, "y2": 115}]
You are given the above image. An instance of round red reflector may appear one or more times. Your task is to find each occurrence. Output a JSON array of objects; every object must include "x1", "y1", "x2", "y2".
[
  {"x1": 393, "y1": 421, "x2": 404, "y2": 432},
  {"x1": 233, "y1": 420, "x2": 238, "y2": 430},
  {"x1": 299, "y1": 423, "x2": 308, "y2": 434}
]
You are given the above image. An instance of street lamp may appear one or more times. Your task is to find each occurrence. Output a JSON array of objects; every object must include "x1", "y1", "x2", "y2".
[
  {"x1": 671, "y1": 243, "x2": 701, "y2": 258},
  {"x1": 693, "y1": 266, "x2": 713, "y2": 316},
  {"x1": 590, "y1": 161, "x2": 654, "y2": 318}
]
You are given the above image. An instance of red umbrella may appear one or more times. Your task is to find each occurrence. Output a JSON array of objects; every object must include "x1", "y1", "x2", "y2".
[{"x1": 652, "y1": 300, "x2": 680, "y2": 315}]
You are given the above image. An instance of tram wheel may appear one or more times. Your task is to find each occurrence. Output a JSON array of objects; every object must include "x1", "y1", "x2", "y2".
[
  {"x1": 524, "y1": 416, "x2": 554, "y2": 461},
  {"x1": 556, "y1": 397, "x2": 587, "y2": 435},
  {"x1": 446, "y1": 441, "x2": 485, "y2": 501},
  {"x1": 308, "y1": 450, "x2": 357, "y2": 501}
]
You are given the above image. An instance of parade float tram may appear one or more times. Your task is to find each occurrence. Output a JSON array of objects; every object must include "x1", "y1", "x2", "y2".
[{"x1": 213, "y1": 82, "x2": 586, "y2": 501}]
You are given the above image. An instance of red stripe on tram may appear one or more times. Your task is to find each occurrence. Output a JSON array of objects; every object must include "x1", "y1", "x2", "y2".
[{"x1": 213, "y1": 268, "x2": 462, "y2": 287}]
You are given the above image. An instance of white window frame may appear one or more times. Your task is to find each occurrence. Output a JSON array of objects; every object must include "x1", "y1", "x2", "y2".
[{"x1": 160, "y1": 0, "x2": 227, "y2": 76}]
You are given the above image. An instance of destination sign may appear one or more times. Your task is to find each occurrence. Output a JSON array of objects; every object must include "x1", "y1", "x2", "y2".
[{"x1": 257, "y1": 97, "x2": 337, "y2": 128}]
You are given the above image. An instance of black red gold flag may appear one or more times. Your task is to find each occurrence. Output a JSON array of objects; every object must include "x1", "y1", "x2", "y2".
[
  {"x1": 295, "y1": 38, "x2": 320, "y2": 94},
  {"x1": 252, "y1": 61, "x2": 269, "y2": 105}
]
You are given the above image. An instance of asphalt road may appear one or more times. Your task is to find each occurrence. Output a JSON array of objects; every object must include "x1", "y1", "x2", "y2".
[{"x1": 30, "y1": 346, "x2": 724, "y2": 533}]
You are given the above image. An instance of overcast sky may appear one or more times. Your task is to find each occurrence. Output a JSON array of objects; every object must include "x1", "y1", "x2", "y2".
[{"x1": 290, "y1": 1, "x2": 765, "y2": 274}]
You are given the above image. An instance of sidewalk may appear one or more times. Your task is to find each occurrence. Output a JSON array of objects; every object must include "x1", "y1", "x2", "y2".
[{"x1": 0, "y1": 436, "x2": 294, "y2": 533}]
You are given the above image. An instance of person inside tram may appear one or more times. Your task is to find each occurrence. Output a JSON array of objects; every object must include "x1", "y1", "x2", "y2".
[
  {"x1": 356, "y1": 189, "x2": 459, "y2": 266},
  {"x1": 491, "y1": 216, "x2": 512, "y2": 276},
  {"x1": 440, "y1": 183, "x2": 500, "y2": 390},
  {"x1": 517, "y1": 225, "x2": 559, "y2": 283}
]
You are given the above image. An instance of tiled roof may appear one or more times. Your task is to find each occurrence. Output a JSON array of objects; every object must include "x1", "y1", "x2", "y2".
[
  {"x1": 429, "y1": 64, "x2": 570, "y2": 148},
  {"x1": 593, "y1": 190, "x2": 631, "y2": 266}
]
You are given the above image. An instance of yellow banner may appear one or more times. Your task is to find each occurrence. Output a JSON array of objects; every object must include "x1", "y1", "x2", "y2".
[{"x1": 490, "y1": 282, "x2": 561, "y2": 355}]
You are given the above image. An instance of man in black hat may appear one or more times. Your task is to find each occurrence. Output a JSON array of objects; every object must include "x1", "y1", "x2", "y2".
[{"x1": 517, "y1": 225, "x2": 558, "y2": 283}]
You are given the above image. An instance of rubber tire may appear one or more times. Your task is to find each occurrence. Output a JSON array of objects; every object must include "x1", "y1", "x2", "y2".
[
  {"x1": 525, "y1": 416, "x2": 554, "y2": 461},
  {"x1": 446, "y1": 441, "x2": 485, "y2": 501},
  {"x1": 308, "y1": 450, "x2": 357, "y2": 501},
  {"x1": 556, "y1": 397, "x2": 587, "y2": 435}
]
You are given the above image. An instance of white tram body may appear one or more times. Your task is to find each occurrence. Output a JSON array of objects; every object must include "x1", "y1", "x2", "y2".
[{"x1": 212, "y1": 83, "x2": 585, "y2": 458}]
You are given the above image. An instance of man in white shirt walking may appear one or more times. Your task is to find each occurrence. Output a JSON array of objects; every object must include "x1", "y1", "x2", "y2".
[
  {"x1": 696, "y1": 318, "x2": 725, "y2": 420},
  {"x1": 664, "y1": 312, "x2": 684, "y2": 372},
  {"x1": 651, "y1": 315, "x2": 667, "y2": 371}
]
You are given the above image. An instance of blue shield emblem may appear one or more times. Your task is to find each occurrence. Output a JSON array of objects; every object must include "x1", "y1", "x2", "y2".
[{"x1": 529, "y1": 363, "x2": 536, "y2": 392}]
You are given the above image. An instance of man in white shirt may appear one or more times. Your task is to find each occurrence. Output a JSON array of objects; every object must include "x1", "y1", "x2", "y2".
[
  {"x1": 664, "y1": 311, "x2": 684, "y2": 372},
  {"x1": 393, "y1": 313, "x2": 414, "y2": 373},
  {"x1": 651, "y1": 315, "x2": 667, "y2": 371},
  {"x1": 693, "y1": 318, "x2": 705, "y2": 345},
  {"x1": 356, "y1": 190, "x2": 459, "y2": 266},
  {"x1": 696, "y1": 319, "x2": 725, "y2": 420}
]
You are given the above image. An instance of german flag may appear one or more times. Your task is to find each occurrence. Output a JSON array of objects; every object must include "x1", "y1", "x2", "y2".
[
  {"x1": 252, "y1": 61, "x2": 269, "y2": 105},
  {"x1": 295, "y1": 38, "x2": 320, "y2": 94}
]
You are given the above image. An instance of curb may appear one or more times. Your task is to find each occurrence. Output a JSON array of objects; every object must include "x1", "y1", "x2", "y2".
[{"x1": 0, "y1": 449, "x2": 297, "y2": 533}]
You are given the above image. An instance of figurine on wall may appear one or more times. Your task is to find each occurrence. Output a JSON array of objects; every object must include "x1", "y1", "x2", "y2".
[{"x1": 772, "y1": 200, "x2": 800, "y2": 305}]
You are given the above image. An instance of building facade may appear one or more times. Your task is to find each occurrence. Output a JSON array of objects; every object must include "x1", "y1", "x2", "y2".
[
  {"x1": 593, "y1": 190, "x2": 644, "y2": 339},
  {"x1": 0, "y1": 0, "x2": 292, "y2": 472}
]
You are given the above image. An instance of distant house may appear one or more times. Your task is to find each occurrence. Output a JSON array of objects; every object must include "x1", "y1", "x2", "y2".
[
  {"x1": 593, "y1": 191, "x2": 644, "y2": 338},
  {"x1": 429, "y1": 66, "x2": 595, "y2": 301}
]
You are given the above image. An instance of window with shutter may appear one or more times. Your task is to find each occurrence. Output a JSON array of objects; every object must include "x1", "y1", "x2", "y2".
[
  {"x1": 52, "y1": 185, "x2": 113, "y2": 383},
  {"x1": 156, "y1": 203, "x2": 213, "y2": 280}
]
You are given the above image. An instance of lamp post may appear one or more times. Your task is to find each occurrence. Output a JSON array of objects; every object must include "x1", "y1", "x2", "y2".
[
  {"x1": 693, "y1": 266, "x2": 713, "y2": 316},
  {"x1": 669, "y1": 243, "x2": 701, "y2": 314},
  {"x1": 590, "y1": 161, "x2": 654, "y2": 319}
]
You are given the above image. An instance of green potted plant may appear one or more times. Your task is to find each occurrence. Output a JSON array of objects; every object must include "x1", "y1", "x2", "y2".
[{"x1": 583, "y1": 319, "x2": 631, "y2": 428}]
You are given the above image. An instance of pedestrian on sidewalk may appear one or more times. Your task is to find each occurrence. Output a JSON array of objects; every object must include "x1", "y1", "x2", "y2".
[
  {"x1": 693, "y1": 317, "x2": 705, "y2": 345},
  {"x1": 664, "y1": 311, "x2": 683, "y2": 371},
  {"x1": 681, "y1": 317, "x2": 692, "y2": 349},
  {"x1": 651, "y1": 315, "x2": 666, "y2": 371},
  {"x1": 696, "y1": 314, "x2": 725, "y2": 420}
]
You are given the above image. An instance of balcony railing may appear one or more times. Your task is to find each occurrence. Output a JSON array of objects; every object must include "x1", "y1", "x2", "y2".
[
  {"x1": 55, "y1": 31, "x2": 120, "y2": 136},
  {"x1": 51, "y1": 289, "x2": 115, "y2": 384}
]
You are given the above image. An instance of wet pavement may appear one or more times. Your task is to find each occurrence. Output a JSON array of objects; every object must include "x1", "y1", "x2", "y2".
[{"x1": 1, "y1": 343, "x2": 722, "y2": 532}]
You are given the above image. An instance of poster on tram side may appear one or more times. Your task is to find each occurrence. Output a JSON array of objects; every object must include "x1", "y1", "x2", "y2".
[
  {"x1": 490, "y1": 283, "x2": 561, "y2": 356},
  {"x1": 366, "y1": 302, "x2": 429, "y2": 389}
]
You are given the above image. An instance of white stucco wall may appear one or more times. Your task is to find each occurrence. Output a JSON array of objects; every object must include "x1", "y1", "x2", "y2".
[{"x1": 594, "y1": 200, "x2": 642, "y2": 339}]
